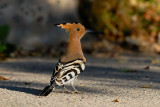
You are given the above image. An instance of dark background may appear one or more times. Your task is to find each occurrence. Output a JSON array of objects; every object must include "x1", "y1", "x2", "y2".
[{"x1": 0, "y1": 0, "x2": 160, "y2": 59}]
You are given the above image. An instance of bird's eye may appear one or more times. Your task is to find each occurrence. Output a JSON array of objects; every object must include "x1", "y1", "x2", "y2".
[{"x1": 76, "y1": 28, "x2": 80, "y2": 31}]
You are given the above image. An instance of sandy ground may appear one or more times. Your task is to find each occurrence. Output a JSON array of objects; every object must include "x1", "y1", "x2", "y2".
[{"x1": 0, "y1": 55, "x2": 160, "y2": 107}]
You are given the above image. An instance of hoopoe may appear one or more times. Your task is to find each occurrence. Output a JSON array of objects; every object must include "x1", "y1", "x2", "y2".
[{"x1": 38, "y1": 22, "x2": 86, "y2": 96}]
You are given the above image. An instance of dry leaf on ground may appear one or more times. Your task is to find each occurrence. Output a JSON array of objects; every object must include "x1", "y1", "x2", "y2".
[
  {"x1": 141, "y1": 86, "x2": 152, "y2": 88},
  {"x1": 0, "y1": 76, "x2": 10, "y2": 80},
  {"x1": 112, "y1": 99, "x2": 120, "y2": 102},
  {"x1": 144, "y1": 66, "x2": 150, "y2": 70}
]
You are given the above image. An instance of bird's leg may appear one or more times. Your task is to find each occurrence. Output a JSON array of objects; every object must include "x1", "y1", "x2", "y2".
[
  {"x1": 70, "y1": 82, "x2": 81, "y2": 94},
  {"x1": 63, "y1": 85, "x2": 72, "y2": 93},
  {"x1": 52, "y1": 86, "x2": 56, "y2": 91}
]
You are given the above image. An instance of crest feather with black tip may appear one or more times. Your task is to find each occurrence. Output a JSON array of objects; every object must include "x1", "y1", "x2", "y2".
[
  {"x1": 55, "y1": 22, "x2": 79, "y2": 26},
  {"x1": 55, "y1": 22, "x2": 80, "y2": 30}
]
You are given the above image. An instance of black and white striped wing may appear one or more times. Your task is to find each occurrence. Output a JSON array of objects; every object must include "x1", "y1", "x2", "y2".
[
  {"x1": 55, "y1": 59, "x2": 85, "y2": 86},
  {"x1": 50, "y1": 62, "x2": 63, "y2": 82}
]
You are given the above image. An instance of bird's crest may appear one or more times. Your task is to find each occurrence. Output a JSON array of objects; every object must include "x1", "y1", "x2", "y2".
[
  {"x1": 55, "y1": 22, "x2": 80, "y2": 29},
  {"x1": 55, "y1": 22, "x2": 85, "y2": 38}
]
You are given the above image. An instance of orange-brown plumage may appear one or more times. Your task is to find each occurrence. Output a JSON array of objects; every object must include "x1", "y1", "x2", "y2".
[{"x1": 57, "y1": 23, "x2": 86, "y2": 63}]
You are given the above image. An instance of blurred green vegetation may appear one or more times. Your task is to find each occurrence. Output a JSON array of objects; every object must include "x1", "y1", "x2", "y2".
[
  {"x1": 0, "y1": 24, "x2": 15, "y2": 60},
  {"x1": 79, "y1": 0, "x2": 160, "y2": 53},
  {"x1": 0, "y1": 25, "x2": 9, "y2": 53}
]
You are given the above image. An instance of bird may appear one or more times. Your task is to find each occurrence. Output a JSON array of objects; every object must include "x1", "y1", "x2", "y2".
[{"x1": 38, "y1": 22, "x2": 86, "y2": 96}]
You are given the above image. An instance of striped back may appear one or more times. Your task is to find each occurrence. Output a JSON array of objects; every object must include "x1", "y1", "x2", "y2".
[{"x1": 51, "y1": 59, "x2": 85, "y2": 86}]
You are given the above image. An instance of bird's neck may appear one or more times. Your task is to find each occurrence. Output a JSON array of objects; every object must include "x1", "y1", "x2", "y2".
[
  {"x1": 66, "y1": 37, "x2": 83, "y2": 55},
  {"x1": 61, "y1": 34, "x2": 85, "y2": 62}
]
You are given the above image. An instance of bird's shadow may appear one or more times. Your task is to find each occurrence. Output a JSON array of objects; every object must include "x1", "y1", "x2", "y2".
[
  {"x1": 1, "y1": 59, "x2": 160, "y2": 96},
  {"x1": 0, "y1": 84, "x2": 84, "y2": 96},
  {"x1": 0, "y1": 86, "x2": 42, "y2": 95},
  {"x1": 0, "y1": 84, "x2": 101, "y2": 96}
]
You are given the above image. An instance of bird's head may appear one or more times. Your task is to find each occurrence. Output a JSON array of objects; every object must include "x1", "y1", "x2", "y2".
[{"x1": 56, "y1": 23, "x2": 85, "y2": 39}]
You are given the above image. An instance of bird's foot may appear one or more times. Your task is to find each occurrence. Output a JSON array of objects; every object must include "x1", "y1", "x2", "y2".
[
  {"x1": 63, "y1": 85, "x2": 73, "y2": 93},
  {"x1": 65, "y1": 90, "x2": 72, "y2": 93},
  {"x1": 71, "y1": 90, "x2": 82, "y2": 94}
]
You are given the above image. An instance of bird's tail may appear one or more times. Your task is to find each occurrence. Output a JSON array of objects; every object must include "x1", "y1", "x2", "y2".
[
  {"x1": 38, "y1": 85, "x2": 53, "y2": 96},
  {"x1": 38, "y1": 80, "x2": 55, "y2": 96}
]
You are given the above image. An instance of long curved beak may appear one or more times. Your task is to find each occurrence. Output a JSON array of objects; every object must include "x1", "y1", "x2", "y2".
[
  {"x1": 85, "y1": 29, "x2": 104, "y2": 34},
  {"x1": 85, "y1": 29, "x2": 94, "y2": 33}
]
